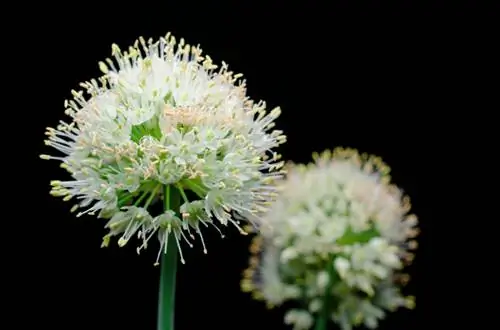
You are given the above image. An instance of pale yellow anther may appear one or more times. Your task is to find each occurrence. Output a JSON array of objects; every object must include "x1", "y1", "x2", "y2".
[{"x1": 98, "y1": 61, "x2": 108, "y2": 73}]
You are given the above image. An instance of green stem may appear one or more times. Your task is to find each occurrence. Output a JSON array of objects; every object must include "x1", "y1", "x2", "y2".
[
  {"x1": 315, "y1": 262, "x2": 338, "y2": 330},
  {"x1": 177, "y1": 184, "x2": 189, "y2": 204},
  {"x1": 118, "y1": 193, "x2": 134, "y2": 207},
  {"x1": 144, "y1": 184, "x2": 161, "y2": 209},
  {"x1": 182, "y1": 179, "x2": 207, "y2": 198},
  {"x1": 134, "y1": 190, "x2": 150, "y2": 206},
  {"x1": 157, "y1": 185, "x2": 180, "y2": 330}
]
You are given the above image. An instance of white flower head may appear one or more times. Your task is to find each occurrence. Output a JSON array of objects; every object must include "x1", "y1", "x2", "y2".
[
  {"x1": 241, "y1": 147, "x2": 418, "y2": 330},
  {"x1": 41, "y1": 33, "x2": 286, "y2": 264}
]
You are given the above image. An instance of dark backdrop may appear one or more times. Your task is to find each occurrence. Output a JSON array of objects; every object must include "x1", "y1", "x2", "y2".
[{"x1": 26, "y1": 1, "x2": 488, "y2": 329}]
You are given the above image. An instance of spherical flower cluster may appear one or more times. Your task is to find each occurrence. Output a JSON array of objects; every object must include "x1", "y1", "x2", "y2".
[
  {"x1": 241, "y1": 148, "x2": 418, "y2": 330},
  {"x1": 41, "y1": 33, "x2": 286, "y2": 264}
]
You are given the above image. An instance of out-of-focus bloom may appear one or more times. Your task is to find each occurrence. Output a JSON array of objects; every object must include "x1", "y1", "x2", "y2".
[
  {"x1": 241, "y1": 148, "x2": 418, "y2": 330},
  {"x1": 41, "y1": 33, "x2": 286, "y2": 264}
]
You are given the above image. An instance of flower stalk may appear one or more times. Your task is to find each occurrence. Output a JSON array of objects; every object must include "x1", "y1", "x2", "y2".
[
  {"x1": 315, "y1": 262, "x2": 338, "y2": 330},
  {"x1": 157, "y1": 185, "x2": 180, "y2": 330}
]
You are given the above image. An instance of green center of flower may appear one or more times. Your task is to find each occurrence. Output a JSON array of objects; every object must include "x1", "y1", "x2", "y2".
[
  {"x1": 278, "y1": 225, "x2": 380, "y2": 291},
  {"x1": 131, "y1": 116, "x2": 163, "y2": 143}
]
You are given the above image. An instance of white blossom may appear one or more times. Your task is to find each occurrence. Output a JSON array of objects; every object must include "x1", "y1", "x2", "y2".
[
  {"x1": 241, "y1": 148, "x2": 418, "y2": 330},
  {"x1": 41, "y1": 33, "x2": 286, "y2": 264},
  {"x1": 284, "y1": 309, "x2": 314, "y2": 330}
]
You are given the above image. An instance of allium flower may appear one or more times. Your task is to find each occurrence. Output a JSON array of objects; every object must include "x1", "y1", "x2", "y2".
[
  {"x1": 41, "y1": 33, "x2": 286, "y2": 264},
  {"x1": 241, "y1": 148, "x2": 418, "y2": 330}
]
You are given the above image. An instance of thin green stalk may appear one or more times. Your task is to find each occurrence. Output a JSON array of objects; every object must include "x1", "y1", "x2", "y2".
[
  {"x1": 315, "y1": 301, "x2": 329, "y2": 330},
  {"x1": 118, "y1": 193, "x2": 134, "y2": 206},
  {"x1": 315, "y1": 262, "x2": 338, "y2": 330},
  {"x1": 157, "y1": 185, "x2": 180, "y2": 330},
  {"x1": 182, "y1": 180, "x2": 207, "y2": 198},
  {"x1": 134, "y1": 190, "x2": 150, "y2": 206},
  {"x1": 176, "y1": 184, "x2": 189, "y2": 204},
  {"x1": 144, "y1": 184, "x2": 161, "y2": 209}
]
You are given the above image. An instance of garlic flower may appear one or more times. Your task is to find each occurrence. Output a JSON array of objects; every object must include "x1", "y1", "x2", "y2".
[
  {"x1": 41, "y1": 33, "x2": 286, "y2": 264},
  {"x1": 241, "y1": 148, "x2": 418, "y2": 330}
]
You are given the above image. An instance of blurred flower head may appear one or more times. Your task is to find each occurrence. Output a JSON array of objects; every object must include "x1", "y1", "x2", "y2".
[
  {"x1": 41, "y1": 33, "x2": 286, "y2": 264},
  {"x1": 241, "y1": 148, "x2": 418, "y2": 330}
]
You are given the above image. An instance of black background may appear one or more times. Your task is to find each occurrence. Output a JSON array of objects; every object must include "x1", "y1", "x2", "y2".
[{"x1": 23, "y1": 1, "x2": 494, "y2": 329}]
